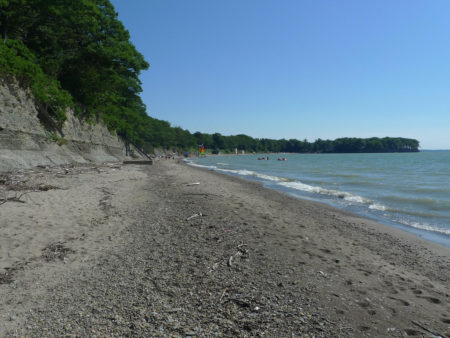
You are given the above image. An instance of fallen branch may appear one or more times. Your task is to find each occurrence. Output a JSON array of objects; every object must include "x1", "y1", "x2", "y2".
[
  {"x1": 186, "y1": 212, "x2": 202, "y2": 221},
  {"x1": 182, "y1": 193, "x2": 219, "y2": 197},
  {"x1": 411, "y1": 320, "x2": 446, "y2": 338},
  {"x1": 0, "y1": 192, "x2": 29, "y2": 205},
  {"x1": 219, "y1": 288, "x2": 227, "y2": 303},
  {"x1": 36, "y1": 184, "x2": 60, "y2": 191}
]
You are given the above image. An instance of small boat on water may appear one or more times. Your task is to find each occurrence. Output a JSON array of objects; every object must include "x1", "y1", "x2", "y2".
[{"x1": 277, "y1": 157, "x2": 287, "y2": 161}]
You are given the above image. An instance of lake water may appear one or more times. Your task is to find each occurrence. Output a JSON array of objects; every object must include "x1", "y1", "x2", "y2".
[{"x1": 186, "y1": 151, "x2": 450, "y2": 248}]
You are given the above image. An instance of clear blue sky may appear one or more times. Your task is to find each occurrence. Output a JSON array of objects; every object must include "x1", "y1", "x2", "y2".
[{"x1": 110, "y1": 0, "x2": 449, "y2": 149}]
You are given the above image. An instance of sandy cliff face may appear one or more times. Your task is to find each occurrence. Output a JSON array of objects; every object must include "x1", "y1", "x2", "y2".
[{"x1": 0, "y1": 79, "x2": 130, "y2": 172}]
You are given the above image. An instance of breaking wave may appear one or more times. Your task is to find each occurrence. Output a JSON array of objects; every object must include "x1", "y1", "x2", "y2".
[{"x1": 395, "y1": 219, "x2": 450, "y2": 236}]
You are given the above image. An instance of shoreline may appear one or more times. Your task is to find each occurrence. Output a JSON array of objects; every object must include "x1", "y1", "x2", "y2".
[
  {"x1": 1, "y1": 159, "x2": 449, "y2": 336},
  {"x1": 185, "y1": 154, "x2": 450, "y2": 249},
  {"x1": 183, "y1": 158, "x2": 450, "y2": 259}
]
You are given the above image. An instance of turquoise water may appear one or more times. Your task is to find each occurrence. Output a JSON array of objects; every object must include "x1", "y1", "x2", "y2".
[{"x1": 187, "y1": 151, "x2": 450, "y2": 248}]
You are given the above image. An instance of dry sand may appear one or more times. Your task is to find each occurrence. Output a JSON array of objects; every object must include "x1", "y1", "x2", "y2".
[{"x1": 0, "y1": 159, "x2": 449, "y2": 337}]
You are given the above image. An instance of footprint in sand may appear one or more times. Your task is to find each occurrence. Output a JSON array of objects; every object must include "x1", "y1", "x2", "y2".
[
  {"x1": 422, "y1": 281, "x2": 435, "y2": 289},
  {"x1": 404, "y1": 329, "x2": 423, "y2": 336},
  {"x1": 320, "y1": 248, "x2": 332, "y2": 254},
  {"x1": 358, "y1": 326, "x2": 370, "y2": 332},
  {"x1": 357, "y1": 299, "x2": 370, "y2": 308},
  {"x1": 420, "y1": 296, "x2": 441, "y2": 304},
  {"x1": 357, "y1": 268, "x2": 372, "y2": 276},
  {"x1": 388, "y1": 296, "x2": 410, "y2": 306}
]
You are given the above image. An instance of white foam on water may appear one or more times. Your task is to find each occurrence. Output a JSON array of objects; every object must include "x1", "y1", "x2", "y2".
[
  {"x1": 396, "y1": 219, "x2": 450, "y2": 236},
  {"x1": 369, "y1": 203, "x2": 387, "y2": 211},
  {"x1": 185, "y1": 160, "x2": 217, "y2": 170},
  {"x1": 278, "y1": 181, "x2": 371, "y2": 205},
  {"x1": 278, "y1": 181, "x2": 323, "y2": 194},
  {"x1": 217, "y1": 168, "x2": 253, "y2": 175},
  {"x1": 216, "y1": 162, "x2": 229, "y2": 165},
  {"x1": 254, "y1": 173, "x2": 283, "y2": 182},
  {"x1": 216, "y1": 168, "x2": 282, "y2": 182},
  {"x1": 280, "y1": 179, "x2": 450, "y2": 237},
  {"x1": 344, "y1": 195, "x2": 370, "y2": 204},
  {"x1": 186, "y1": 160, "x2": 282, "y2": 182}
]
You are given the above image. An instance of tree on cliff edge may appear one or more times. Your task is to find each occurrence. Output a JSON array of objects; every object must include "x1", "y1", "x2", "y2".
[{"x1": 0, "y1": 0, "x2": 149, "y2": 140}]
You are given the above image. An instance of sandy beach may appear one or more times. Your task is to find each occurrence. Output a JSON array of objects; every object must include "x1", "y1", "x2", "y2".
[{"x1": 1, "y1": 159, "x2": 449, "y2": 337}]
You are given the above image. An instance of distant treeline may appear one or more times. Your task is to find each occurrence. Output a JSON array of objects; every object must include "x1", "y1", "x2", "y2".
[
  {"x1": 186, "y1": 134, "x2": 419, "y2": 153},
  {"x1": 0, "y1": 1, "x2": 419, "y2": 154}
]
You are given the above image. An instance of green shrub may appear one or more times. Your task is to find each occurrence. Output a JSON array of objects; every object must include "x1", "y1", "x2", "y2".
[
  {"x1": 0, "y1": 40, "x2": 72, "y2": 128},
  {"x1": 44, "y1": 131, "x2": 59, "y2": 142},
  {"x1": 57, "y1": 138, "x2": 67, "y2": 146}
]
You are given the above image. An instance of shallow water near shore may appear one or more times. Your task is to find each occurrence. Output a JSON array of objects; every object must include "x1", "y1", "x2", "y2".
[{"x1": 187, "y1": 151, "x2": 450, "y2": 248}]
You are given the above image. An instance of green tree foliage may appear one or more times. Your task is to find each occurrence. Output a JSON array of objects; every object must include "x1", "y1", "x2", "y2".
[{"x1": 1, "y1": 0, "x2": 148, "y2": 135}]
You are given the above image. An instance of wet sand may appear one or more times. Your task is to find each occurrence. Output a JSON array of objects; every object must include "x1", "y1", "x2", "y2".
[{"x1": 1, "y1": 159, "x2": 449, "y2": 336}]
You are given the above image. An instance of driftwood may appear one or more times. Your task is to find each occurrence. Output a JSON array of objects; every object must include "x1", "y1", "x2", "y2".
[
  {"x1": 186, "y1": 212, "x2": 202, "y2": 221},
  {"x1": 123, "y1": 160, "x2": 153, "y2": 165},
  {"x1": 411, "y1": 320, "x2": 447, "y2": 338},
  {"x1": 36, "y1": 184, "x2": 60, "y2": 191},
  {"x1": 0, "y1": 192, "x2": 29, "y2": 205},
  {"x1": 219, "y1": 288, "x2": 227, "y2": 303},
  {"x1": 182, "y1": 193, "x2": 219, "y2": 197}
]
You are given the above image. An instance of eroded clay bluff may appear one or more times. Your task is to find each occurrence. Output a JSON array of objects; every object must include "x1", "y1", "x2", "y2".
[{"x1": 0, "y1": 78, "x2": 135, "y2": 172}]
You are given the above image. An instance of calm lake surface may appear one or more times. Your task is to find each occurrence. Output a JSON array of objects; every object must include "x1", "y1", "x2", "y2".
[{"x1": 187, "y1": 151, "x2": 450, "y2": 248}]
